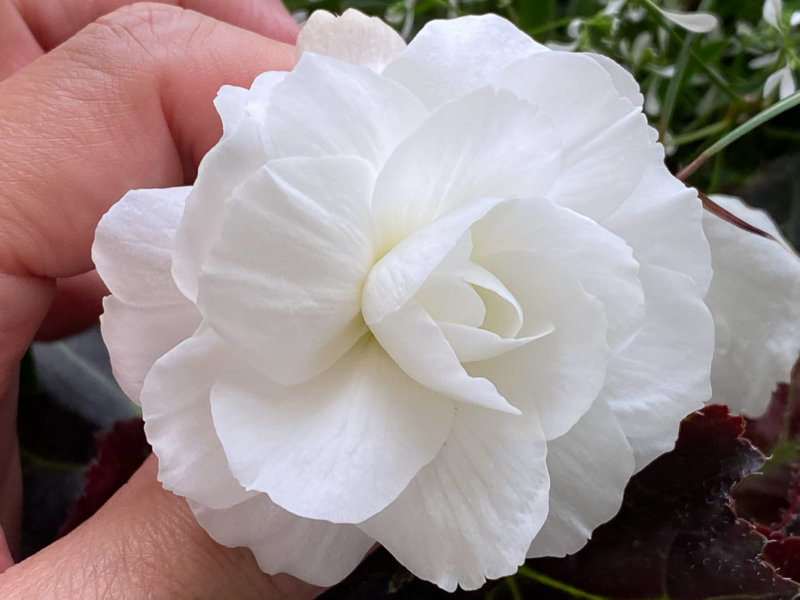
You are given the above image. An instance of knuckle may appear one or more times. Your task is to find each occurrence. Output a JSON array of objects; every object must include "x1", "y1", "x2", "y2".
[
  {"x1": 94, "y1": 2, "x2": 182, "y2": 39},
  {"x1": 90, "y1": 2, "x2": 210, "y2": 57}
]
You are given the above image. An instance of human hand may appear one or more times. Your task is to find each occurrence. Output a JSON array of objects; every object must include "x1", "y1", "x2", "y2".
[{"x1": 0, "y1": 1, "x2": 324, "y2": 597}]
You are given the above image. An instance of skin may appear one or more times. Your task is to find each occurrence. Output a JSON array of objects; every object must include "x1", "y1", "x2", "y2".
[{"x1": 0, "y1": 1, "x2": 325, "y2": 597}]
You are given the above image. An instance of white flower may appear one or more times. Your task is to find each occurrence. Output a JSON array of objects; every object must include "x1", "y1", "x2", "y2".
[
  {"x1": 764, "y1": 64, "x2": 797, "y2": 99},
  {"x1": 655, "y1": 6, "x2": 719, "y2": 33},
  {"x1": 704, "y1": 195, "x2": 800, "y2": 416},
  {"x1": 764, "y1": 0, "x2": 783, "y2": 29},
  {"x1": 92, "y1": 9, "x2": 800, "y2": 592}
]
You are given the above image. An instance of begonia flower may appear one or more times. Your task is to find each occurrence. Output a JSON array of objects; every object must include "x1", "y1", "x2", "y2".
[{"x1": 92, "y1": 9, "x2": 800, "y2": 591}]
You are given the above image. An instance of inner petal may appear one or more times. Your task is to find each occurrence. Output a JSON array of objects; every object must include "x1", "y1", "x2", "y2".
[
  {"x1": 439, "y1": 320, "x2": 554, "y2": 363},
  {"x1": 467, "y1": 264, "x2": 524, "y2": 339},
  {"x1": 414, "y1": 277, "x2": 485, "y2": 327}
]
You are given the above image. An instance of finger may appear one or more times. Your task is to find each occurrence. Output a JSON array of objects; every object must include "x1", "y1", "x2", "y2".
[
  {"x1": 0, "y1": 456, "x2": 325, "y2": 599},
  {"x1": 0, "y1": 0, "x2": 42, "y2": 78},
  {"x1": 0, "y1": 1, "x2": 295, "y2": 545},
  {"x1": 0, "y1": 3, "x2": 295, "y2": 281},
  {"x1": 35, "y1": 271, "x2": 107, "y2": 341},
  {"x1": 0, "y1": 0, "x2": 299, "y2": 79},
  {"x1": 0, "y1": 528, "x2": 13, "y2": 574}
]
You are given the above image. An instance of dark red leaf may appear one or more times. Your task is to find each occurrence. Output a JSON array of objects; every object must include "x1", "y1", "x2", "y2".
[
  {"x1": 737, "y1": 357, "x2": 800, "y2": 537},
  {"x1": 764, "y1": 538, "x2": 800, "y2": 581},
  {"x1": 526, "y1": 405, "x2": 799, "y2": 598}
]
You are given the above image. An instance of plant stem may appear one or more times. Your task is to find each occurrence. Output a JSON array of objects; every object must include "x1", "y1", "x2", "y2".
[
  {"x1": 656, "y1": 0, "x2": 715, "y2": 141},
  {"x1": 678, "y1": 89, "x2": 800, "y2": 180},
  {"x1": 667, "y1": 119, "x2": 729, "y2": 147},
  {"x1": 516, "y1": 566, "x2": 613, "y2": 600}
]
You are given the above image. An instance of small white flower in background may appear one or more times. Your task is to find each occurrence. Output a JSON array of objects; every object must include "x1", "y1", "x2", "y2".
[
  {"x1": 655, "y1": 6, "x2": 718, "y2": 33},
  {"x1": 92, "y1": 9, "x2": 800, "y2": 592},
  {"x1": 760, "y1": 0, "x2": 798, "y2": 99},
  {"x1": 765, "y1": 64, "x2": 797, "y2": 98},
  {"x1": 600, "y1": 0, "x2": 717, "y2": 33},
  {"x1": 764, "y1": 0, "x2": 783, "y2": 29}
]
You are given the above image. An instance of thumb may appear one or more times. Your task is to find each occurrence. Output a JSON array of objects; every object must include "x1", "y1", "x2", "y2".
[{"x1": 0, "y1": 455, "x2": 324, "y2": 600}]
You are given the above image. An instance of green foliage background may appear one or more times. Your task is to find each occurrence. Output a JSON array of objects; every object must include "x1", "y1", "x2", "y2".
[{"x1": 284, "y1": 0, "x2": 800, "y2": 248}]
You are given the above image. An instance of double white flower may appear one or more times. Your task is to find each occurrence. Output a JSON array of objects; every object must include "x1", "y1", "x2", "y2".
[{"x1": 93, "y1": 10, "x2": 800, "y2": 591}]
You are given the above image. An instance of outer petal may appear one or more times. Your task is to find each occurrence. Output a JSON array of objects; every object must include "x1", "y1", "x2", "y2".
[
  {"x1": 601, "y1": 266, "x2": 714, "y2": 469},
  {"x1": 495, "y1": 52, "x2": 658, "y2": 222},
  {"x1": 190, "y1": 495, "x2": 374, "y2": 587},
  {"x1": 94, "y1": 185, "x2": 200, "y2": 404},
  {"x1": 371, "y1": 86, "x2": 560, "y2": 245},
  {"x1": 198, "y1": 156, "x2": 374, "y2": 386},
  {"x1": 527, "y1": 398, "x2": 634, "y2": 558},
  {"x1": 360, "y1": 406, "x2": 549, "y2": 592},
  {"x1": 210, "y1": 337, "x2": 454, "y2": 523},
  {"x1": 172, "y1": 79, "x2": 283, "y2": 302},
  {"x1": 383, "y1": 14, "x2": 546, "y2": 110},
  {"x1": 602, "y1": 163, "x2": 711, "y2": 296},
  {"x1": 93, "y1": 186, "x2": 190, "y2": 307},
  {"x1": 704, "y1": 195, "x2": 800, "y2": 416},
  {"x1": 215, "y1": 71, "x2": 288, "y2": 134},
  {"x1": 469, "y1": 255, "x2": 609, "y2": 440},
  {"x1": 140, "y1": 325, "x2": 252, "y2": 509},
  {"x1": 265, "y1": 53, "x2": 427, "y2": 171},
  {"x1": 586, "y1": 53, "x2": 645, "y2": 108},
  {"x1": 297, "y1": 9, "x2": 406, "y2": 72},
  {"x1": 100, "y1": 297, "x2": 200, "y2": 404}
]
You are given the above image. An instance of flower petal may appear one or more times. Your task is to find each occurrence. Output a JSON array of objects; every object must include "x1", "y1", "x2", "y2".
[
  {"x1": 585, "y1": 53, "x2": 645, "y2": 108},
  {"x1": 198, "y1": 156, "x2": 375, "y2": 386},
  {"x1": 364, "y1": 196, "x2": 504, "y2": 325},
  {"x1": 360, "y1": 406, "x2": 549, "y2": 592},
  {"x1": 210, "y1": 337, "x2": 454, "y2": 523},
  {"x1": 383, "y1": 14, "x2": 546, "y2": 110},
  {"x1": 100, "y1": 296, "x2": 200, "y2": 404},
  {"x1": 468, "y1": 255, "x2": 609, "y2": 440},
  {"x1": 363, "y1": 196, "x2": 520, "y2": 414},
  {"x1": 527, "y1": 397, "x2": 634, "y2": 558},
  {"x1": 656, "y1": 8, "x2": 718, "y2": 33},
  {"x1": 602, "y1": 164, "x2": 711, "y2": 296},
  {"x1": 93, "y1": 186, "x2": 190, "y2": 307},
  {"x1": 140, "y1": 325, "x2": 252, "y2": 509},
  {"x1": 495, "y1": 52, "x2": 658, "y2": 222},
  {"x1": 297, "y1": 9, "x2": 406, "y2": 72},
  {"x1": 471, "y1": 198, "x2": 643, "y2": 350},
  {"x1": 171, "y1": 88, "x2": 281, "y2": 302},
  {"x1": 439, "y1": 320, "x2": 553, "y2": 364},
  {"x1": 764, "y1": 0, "x2": 782, "y2": 29},
  {"x1": 703, "y1": 195, "x2": 800, "y2": 416},
  {"x1": 601, "y1": 266, "x2": 713, "y2": 469},
  {"x1": 215, "y1": 71, "x2": 288, "y2": 134},
  {"x1": 371, "y1": 86, "x2": 560, "y2": 245},
  {"x1": 265, "y1": 53, "x2": 427, "y2": 171},
  {"x1": 369, "y1": 300, "x2": 520, "y2": 414},
  {"x1": 190, "y1": 495, "x2": 374, "y2": 587}
]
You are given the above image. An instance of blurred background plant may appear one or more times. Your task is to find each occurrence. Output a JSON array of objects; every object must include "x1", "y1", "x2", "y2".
[{"x1": 285, "y1": 0, "x2": 800, "y2": 246}]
